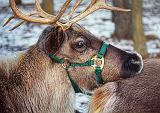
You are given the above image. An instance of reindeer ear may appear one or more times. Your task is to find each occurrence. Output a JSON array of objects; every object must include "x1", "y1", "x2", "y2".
[{"x1": 37, "y1": 26, "x2": 65, "y2": 54}]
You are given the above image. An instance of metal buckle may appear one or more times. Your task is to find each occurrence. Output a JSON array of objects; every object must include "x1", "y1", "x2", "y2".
[
  {"x1": 62, "y1": 58, "x2": 70, "y2": 69},
  {"x1": 91, "y1": 55, "x2": 104, "y2": 69}
]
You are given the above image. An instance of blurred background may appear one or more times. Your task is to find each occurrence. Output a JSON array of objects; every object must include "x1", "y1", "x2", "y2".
[{"x1": 0, "y1": 0, "x2": 160, "y2": 58}]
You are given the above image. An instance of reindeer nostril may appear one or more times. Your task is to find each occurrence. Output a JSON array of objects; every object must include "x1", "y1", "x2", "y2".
[
  {"x1": 130, "y1": 59, "x2": 141, "y2": 65},
  {"x1": 130, "y1": 56, "x2": 141, "y2": 64}
]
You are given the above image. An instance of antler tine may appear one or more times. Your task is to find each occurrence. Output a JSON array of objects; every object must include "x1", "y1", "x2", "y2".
[
  {"x1": 96, "y1": 0, "x2": 131, "y2": 11},
  {"x1": 55, "y1": 0, "x2": 72, "y2": 22},
  {"x1": 35, "y1": 0, "x2": 71, "y2": 23},
  {"x1": 9, "y1": 12, "x2": 37, "y2": 31},
  {"x1": 68, "y1": 0, "x2": 83, "y2": 19},
  {"x1": 35, "y1": 0, "x2": 71, "y2": 22},
  {"x1": 3, "y1": 16, "x2": 15, "y2": 27},
  {"x1": 63, "y1": 0, "x2": 131, "y2": 30},
  {"x1": 34, "y1": 0, "x2": 73, "y2": 28},
  {"x1": 84, "y1": 0, "x2": 97, "y2": 11},
  {"x1": 3, "y1": 11, "x2": 37, "y2": 28},
  {"x1": 9, "y1": 21, "x2": 25, "y2": 31}
]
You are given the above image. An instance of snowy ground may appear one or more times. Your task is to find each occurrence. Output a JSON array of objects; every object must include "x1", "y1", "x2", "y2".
[
  {"x1": 0, "y1": 0, "x2": 160, "y2": 113},
  {"x1": 75, "y1": 93, "x2": 91, "y2": 113}
]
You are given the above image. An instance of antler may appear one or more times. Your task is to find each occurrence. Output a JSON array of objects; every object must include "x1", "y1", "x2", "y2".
[
  {"x1": 3, "y1": 0, "x2": 71, "y2": 30},
  {"x1": 68, "y1": 0, "x2": 83, "y2": 19},
  {"x1": 4, "y1": 0, "x2": 130, "y2": 31},
  {"x1": 62, "y1": 0, "x2": 131, "y2": 29}
]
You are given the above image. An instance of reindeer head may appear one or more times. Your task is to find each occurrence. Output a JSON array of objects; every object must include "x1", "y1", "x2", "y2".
[
  {"x1": 4, "y1": 0, "x2": 143, "y2": 91},
  {"x1": 37, "y1": 25, "x2": 143, "y2": 91}
]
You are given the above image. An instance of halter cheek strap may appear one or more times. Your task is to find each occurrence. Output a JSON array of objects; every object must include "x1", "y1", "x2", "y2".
[{"x1": 49, "y1": 42, "x2": 108, "y2": 94}]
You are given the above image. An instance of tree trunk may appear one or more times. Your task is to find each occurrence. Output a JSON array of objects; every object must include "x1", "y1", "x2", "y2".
[
  {"x1": 112, "y1": 0, "x2": 132, "y2": 39},
  {"x1": 42, "y1": 0, "x2": 54, "y2": 14},
  {"x1": 15, "y1": 0, "x2": 22, "y2": 5},
  {"x1": 132, "y1": 0, "x2": 148, "y2": 58}
]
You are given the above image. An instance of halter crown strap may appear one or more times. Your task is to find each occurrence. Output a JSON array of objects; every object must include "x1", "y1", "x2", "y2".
[
  {"x1": 49, "y1": 42, "x2": 108, "y2": 93},
  {"x1": 49, "y1": 54, "x2": 64, "y2": 64}
]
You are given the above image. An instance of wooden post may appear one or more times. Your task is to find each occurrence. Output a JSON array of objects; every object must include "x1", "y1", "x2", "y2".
[
  {"x1": 15, "y1": 0, "x2": 22, "y2": 5},
  {"x1": 42, "y1": 0, "x2": 54, "y2": 14},
  {"x1": 112, "y1": 0, "x2": 132, "y2": 39},
  {"x1": 132, "y1": 0, "x2": 148, "y2": 58}
]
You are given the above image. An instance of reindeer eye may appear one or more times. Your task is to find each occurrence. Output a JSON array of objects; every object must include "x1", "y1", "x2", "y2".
[{"x1": 74, "y1": 41, "x2": 87, "y2": 52}]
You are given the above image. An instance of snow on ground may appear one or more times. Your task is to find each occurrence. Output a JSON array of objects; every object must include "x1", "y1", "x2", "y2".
[
  {"x1": 0, "y1": 0, "x2": 160, "y2": 113},
  {"x1": 75, "y1": 93, "x2": 91, "y2": 113}
]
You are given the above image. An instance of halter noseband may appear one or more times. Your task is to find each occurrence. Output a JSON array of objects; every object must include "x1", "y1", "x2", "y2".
[{"x1": 49, "y1": 42, "x2": 108, "y2": 94}]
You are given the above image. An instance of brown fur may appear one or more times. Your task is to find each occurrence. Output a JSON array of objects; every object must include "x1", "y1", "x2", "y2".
[
  {"x1": 90, "y1": 59, "x2": 160, "y2": 113},
  {"x1": 0, "y1": 46, "x2": 74, "y2": 113},
  {"x1": 0, "y1": 25, "x2": 143, "y2": 113}
]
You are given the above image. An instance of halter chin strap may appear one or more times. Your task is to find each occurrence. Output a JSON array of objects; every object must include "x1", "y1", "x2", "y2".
[{"x1": 49, "y1": 42, "x2": 108, "y2": 94}]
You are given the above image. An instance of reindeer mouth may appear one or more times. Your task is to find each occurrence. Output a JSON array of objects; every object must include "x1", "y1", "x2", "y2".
[{"x1": 122, "y1": 52, "x2": 143, "y2": 76}]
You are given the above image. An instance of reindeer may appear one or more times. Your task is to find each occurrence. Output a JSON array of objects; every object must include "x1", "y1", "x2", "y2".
[
  {"x1": 89, "y1": 59, "x2": 160, "y2": 113},
  {"x1": 1, "y1": 0, "x2": 143, "y2": 113}
]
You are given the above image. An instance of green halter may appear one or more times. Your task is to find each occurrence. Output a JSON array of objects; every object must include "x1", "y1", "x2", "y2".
[{"x1": 49, "y1": 42, "x2": 108, "y2": 94}]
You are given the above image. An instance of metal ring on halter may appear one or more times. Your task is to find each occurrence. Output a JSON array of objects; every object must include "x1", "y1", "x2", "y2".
[
  {"x1": 91, "y1": 55, "x2": 104, "y2": 69},
  {"x1": 62, "y1": 58, "x2": 70, "y2": 69}
]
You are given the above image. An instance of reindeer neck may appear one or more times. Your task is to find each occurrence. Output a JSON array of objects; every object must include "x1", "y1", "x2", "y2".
[
  {"x1": 0, "y1": 46, "x2": 75, "y2": 113},
  {"x1": 0, "y1": 45, "x2": 72, "y2": 88}
]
